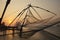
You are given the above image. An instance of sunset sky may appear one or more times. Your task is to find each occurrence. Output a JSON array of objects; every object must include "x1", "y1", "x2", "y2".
[{"x1": 0, "y1": 0, "x2": 60, "y2": 26}]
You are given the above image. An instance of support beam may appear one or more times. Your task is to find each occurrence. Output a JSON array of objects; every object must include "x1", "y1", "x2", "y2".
[
  {"x1": 0, "y1": 0, "x2": 11, "y2": 24},
  {"x1": 31, "y1": 7, "x2": 42, "y2": 20},
  {"x1": 33, "y1": 6, "x2": 56, "y2": 16}
]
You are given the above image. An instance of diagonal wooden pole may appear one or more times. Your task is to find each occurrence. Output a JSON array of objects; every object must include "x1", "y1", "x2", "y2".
[{"x1": 0, "y1": 0, "x2": 11, "y2": 25}]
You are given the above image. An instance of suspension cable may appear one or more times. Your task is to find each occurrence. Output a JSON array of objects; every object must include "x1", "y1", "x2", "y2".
[
  {"x1": 9, "y1": 7, "x2": 29, "y2": 26},
  {"x1": 31, "y1": 6, "x2": 43, "y2": 20},
  {"x1": 33, "y1": 6, "x2": 56, "y2": 16}
]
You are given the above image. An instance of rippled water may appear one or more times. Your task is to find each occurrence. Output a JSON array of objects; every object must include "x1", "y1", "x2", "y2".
[{"x1": 0, "y1": 30, "x2": 60, "y2": 40}]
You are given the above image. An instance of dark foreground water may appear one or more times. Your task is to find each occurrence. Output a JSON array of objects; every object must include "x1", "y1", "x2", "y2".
[
  {"x1": 0, "y1": 30, "x2": 60, "y2": 40},
  {"x1": 0, "y1": 23, "x2": 60, "y2": 40}
]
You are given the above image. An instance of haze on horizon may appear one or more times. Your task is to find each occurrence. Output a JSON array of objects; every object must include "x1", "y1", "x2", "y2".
[{"x1": 0, "y1": 0, "x2": 60, "y2": 26}]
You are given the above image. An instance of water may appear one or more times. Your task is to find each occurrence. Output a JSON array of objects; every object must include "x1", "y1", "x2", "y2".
[
  {"x1": 0, "y1": 22, "x2": 60, "y2": 40},
  {"x1": 0, "y1": 30, "x2": 60, "y2": 40}
]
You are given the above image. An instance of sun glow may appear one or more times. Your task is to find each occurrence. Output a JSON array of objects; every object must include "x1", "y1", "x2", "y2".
[
  {"x1": 3, "y1": 17, "x2": 14, "y2": 26},
  {"x1": 8, "y1": 19, "x2": 12, "y2": 24}
]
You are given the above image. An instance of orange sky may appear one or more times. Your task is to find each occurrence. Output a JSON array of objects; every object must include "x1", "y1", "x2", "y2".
[{"x1": 0, "y1": 0, "x2": 60, "y2": 26}]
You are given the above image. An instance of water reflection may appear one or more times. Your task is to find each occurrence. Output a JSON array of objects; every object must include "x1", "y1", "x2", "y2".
[
  {"x1": 6, "y1": 35, "x2": 13, "y2": 40},
  {"x1": 0, "y1": 30, "x2": 60, "y2": 40},
  {"x1": 6, "y1": 30, "x2": 13, "y2": 34},
  {"x1": 4, "y1": 30, "x2": 13, "y2": 40}
]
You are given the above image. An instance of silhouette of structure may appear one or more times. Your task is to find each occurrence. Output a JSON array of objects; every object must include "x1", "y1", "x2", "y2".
[
  {"x1": 0, "y1": 0, "x2": 11, "y2": 24},
  {"x1": 0, "y1": 0, "x2": 60, "y2": 39},
  {"x1": 0, "y1": 0, "x2": 11, "y2": 32},
  {"x1": 8, "y1": 4, "x2": 57, "y2": 37},
  {"x1": 9, "y1": 4, "x2": 56, "y2": 25}
]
